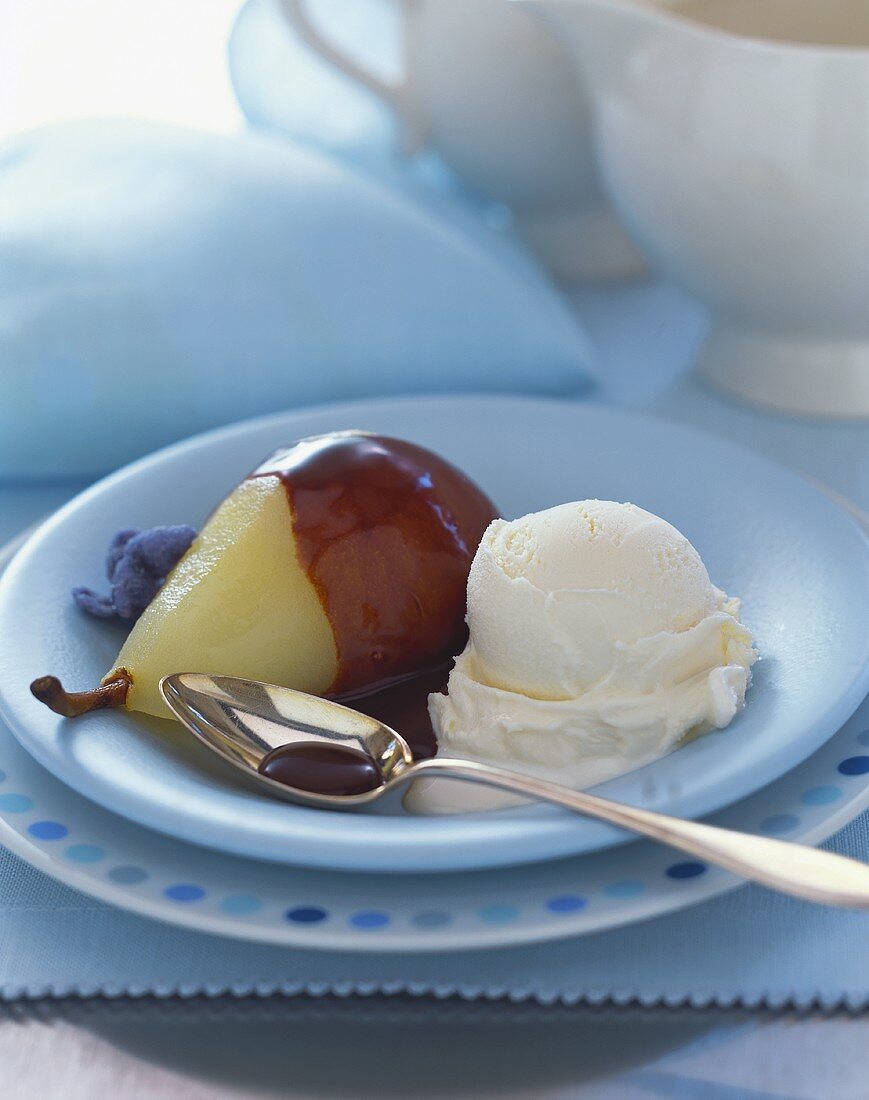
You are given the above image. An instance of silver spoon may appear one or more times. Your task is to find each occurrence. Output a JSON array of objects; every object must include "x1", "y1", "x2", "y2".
[{"x1": 160, "y1": 673, "x2": 869, "y2": 910}]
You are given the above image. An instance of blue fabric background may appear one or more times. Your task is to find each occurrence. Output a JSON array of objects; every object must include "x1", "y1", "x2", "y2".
[{"x1": 0, "y1": 120, "x2": 593, "y2": 478}]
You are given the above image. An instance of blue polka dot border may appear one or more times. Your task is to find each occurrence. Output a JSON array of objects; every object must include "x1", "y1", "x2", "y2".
[
  {"x1": 546, "y1": 895, "x2": 587, "y2": 914},
  {"x1": 838, "y1": 755, "x2": 869, "y2": 776},
  {"x1": 666, "y1": 861, "x2": 707, "y2": 880},
  {"x1": 412, "y1": 911, "x2": 452, "y2": 929},
  {"x1": 164, "y1": 883, "x2": 206, "y2": 903},
  {"x1": 350, "y1": 910, "x2": 390, "y2": 930},
  {"x1": 285, "y1": 906, "x2": 327, "y2": 924},
  {"x1": 220, "y1": 895, "x2": 263, "y2": 916},
  {"x1": 759, "y1": 813, "x2": 800, "y2": 835},
  {"x1": 604, "y1": 880, "x2": 646, "y2": 900},
  {"x1": 0, "y1": 793, "x2": 33, "y2": 813},
  {"x1": 65, "y1": 843, "x2": 105, "y2": 864},
  {"x1": 802, "y1": 785, "x2": 842, "y2": 806},
  {"x1": 108, "y1": 865, "x2": 148, "y2": 885},
  {"x1": 27, "y1": 820, "x2": 68, "y2": 841}
]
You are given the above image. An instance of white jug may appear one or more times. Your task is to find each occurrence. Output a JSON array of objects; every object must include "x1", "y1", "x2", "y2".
[
  {"x1": 536, "y1": 0, "x2": 869, "y2": 417},
  {"x1": 280, "y1": 0, "x2": 646, "y2": 280}
]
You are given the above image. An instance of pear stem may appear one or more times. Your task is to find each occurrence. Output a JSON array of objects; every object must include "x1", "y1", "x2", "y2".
[{"x1": 30, "y1": 670, "x2": 131, "y2": 717}]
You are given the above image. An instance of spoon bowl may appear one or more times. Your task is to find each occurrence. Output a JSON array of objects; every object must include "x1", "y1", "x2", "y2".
[{"x1": 160, "y1": 673, "x2": 413, "y2": 809}]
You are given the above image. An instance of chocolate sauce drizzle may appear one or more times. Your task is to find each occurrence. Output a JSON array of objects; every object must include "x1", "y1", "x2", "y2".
[{"x1": 259, "y1": 741, "x2": 383, "y2": 796}]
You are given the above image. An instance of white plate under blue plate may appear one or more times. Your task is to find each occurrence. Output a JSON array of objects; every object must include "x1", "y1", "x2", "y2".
[
  {"x1": 0, "y1": 530, "x2": 866, "y2": 950},
  {"x1": 0, "y1": 396, "x2": 867, "y2": 873}
]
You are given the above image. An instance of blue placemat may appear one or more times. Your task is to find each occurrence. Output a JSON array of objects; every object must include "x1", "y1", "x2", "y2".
[{"x1": 0, "y1": 804, "x2": 865, "y2": 1009}]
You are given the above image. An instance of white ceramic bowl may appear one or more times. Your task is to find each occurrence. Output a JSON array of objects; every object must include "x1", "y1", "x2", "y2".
[{"x1": 542, "y1": 0, "x2": 869, "y2": 417}]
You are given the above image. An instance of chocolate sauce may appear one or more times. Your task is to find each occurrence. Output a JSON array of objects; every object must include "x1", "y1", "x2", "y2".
[
  {"x1": 259, "y1": 741, "x2": 383, "y2": 796},
  {"x1": 251, "y1": 433, "x2": 497, "y2": 700},
  {"x1": 336, "y1": 663, "x2": 451, "y2": 761}
]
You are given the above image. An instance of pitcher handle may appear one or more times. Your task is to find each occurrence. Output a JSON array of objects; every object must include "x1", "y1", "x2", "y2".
[{"x1": 278, "y1": 0, "x2": 427, "y2": 153}]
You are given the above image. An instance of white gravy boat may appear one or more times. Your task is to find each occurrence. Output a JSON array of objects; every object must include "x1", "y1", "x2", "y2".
[{"x1": 533, "y1": 0, "x2": 869, "y2": 418}]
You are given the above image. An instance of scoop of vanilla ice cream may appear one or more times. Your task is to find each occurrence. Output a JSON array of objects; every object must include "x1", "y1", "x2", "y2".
[
  {"x1": 407, "y1": 501, "x2": 757, "y2": 814},
  {"x1": 468, "y1": 501, "x2": 719, "y2": 699}
]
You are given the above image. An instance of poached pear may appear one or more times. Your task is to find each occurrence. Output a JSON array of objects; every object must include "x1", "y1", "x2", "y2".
[{"x1": 32, "y1": 432, "x2": 498, "y2": 722}]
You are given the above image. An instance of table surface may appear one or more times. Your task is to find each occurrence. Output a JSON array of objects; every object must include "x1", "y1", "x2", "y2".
[
  {"x1": 1, "y1": 281, "x2": 866, "y2": 1098},
  {"x1": 0, "y1": 999, "x2": 866, "y2": 1100}
]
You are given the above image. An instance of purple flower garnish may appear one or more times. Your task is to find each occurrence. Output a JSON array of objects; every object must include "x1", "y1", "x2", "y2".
[{"x1": 73, "y1": 525, "x2": 197, "y2": 621}]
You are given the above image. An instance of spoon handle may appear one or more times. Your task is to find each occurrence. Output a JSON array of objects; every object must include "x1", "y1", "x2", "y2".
[{"x1": 406, "y1": 757, "x2": 869, "y2": 909}]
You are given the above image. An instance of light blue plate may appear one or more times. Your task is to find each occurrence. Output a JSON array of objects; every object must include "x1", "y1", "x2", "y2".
[
  {"x1": 0, "y1": 396, "x2": 866, "y2": 873},
  {"x1": 0, "y1": 522, "x2": 865, "y2": 951}
]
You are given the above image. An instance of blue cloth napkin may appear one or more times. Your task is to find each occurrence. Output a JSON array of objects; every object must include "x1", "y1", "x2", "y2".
[{"x1": 0, "y1": 119, "x2": 593, "y2": 479}]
